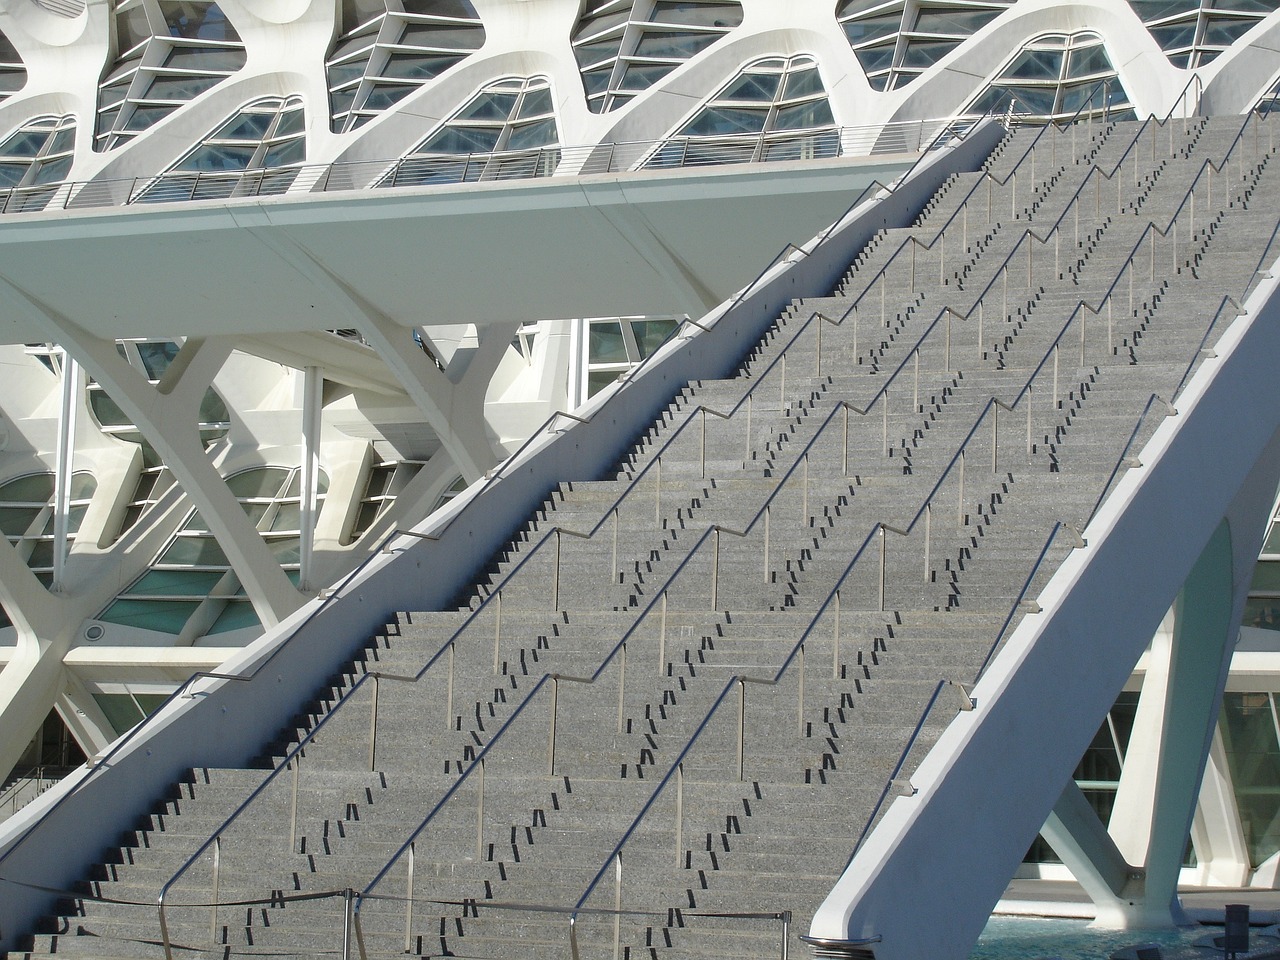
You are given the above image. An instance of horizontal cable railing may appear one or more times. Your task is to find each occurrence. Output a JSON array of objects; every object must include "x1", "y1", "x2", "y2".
[{"x1": 0, "y1": 117, "x2": 976, "y2": 218}]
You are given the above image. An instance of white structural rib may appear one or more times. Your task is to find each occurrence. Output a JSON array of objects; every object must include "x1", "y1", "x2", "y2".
[{"x1": 809, "y1": 260, "x2": 1280, "y2": 958}]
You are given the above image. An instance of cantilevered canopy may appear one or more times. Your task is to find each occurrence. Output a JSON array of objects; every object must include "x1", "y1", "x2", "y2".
[{"x1": 0, "y1": 154, "x2": 913, "y2": 343}]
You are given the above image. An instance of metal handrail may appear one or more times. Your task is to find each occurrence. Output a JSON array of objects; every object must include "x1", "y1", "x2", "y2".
[
  {"x1": 567, "y1": 99, "x2": 1266, "y2": 936},
  {"x1": 0, "y1": 118, "x2": 973, "y2": 218},
  {"x1": 151, "y1": 117, "x2": 990, "y2": 950}
]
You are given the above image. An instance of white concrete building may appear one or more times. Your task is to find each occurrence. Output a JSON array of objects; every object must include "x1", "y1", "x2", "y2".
[{"x1": 2, "y1": 0, "x2": 1280, "y2": 929}]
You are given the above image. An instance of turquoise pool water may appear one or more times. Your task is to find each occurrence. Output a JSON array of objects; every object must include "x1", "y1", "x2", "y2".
[{"x1": 969, "y1": 916, "x2": 1278, "y2": 959}]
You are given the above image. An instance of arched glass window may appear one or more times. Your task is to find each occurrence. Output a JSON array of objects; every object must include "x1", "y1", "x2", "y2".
[
  {"x1": 0, "y1": 31, "x2": 26, "y2": 103},
  {"x1": 0, "y1": 116, "x2": 76, "y2": 212},
  {"x1": 572, "y1": 0, "x2": 742, "y2": 113},
  {"x1": 96, "y1": 0, "x2": 247, "y2": 152},
  {"x1": 643, "y1": 56, "x2": 837, "y2": 168},
  {"x1": 0, "y1": 116, "x2": 75, "y2": 189},
  {"x1": 327, "y1": 0, "x2": 486, "y2": 133},
  {"x1": 837, "y1": 0, "x2": 1013, "y2": 91},
  {"x1": 138, "y1": 95, "x2": 307, "y2": 202},
  {"x1": 99, "y1": 465, "x2": 326, "y2": 637},
  {"x1": 1129, "y1": 0, "x2": 1278, "y2": 69},
  {"x1": 0, "y1": 471, "x2": 96, "y2": 586},
  {"x1": 965, "y1": 33, "x2": 1135, "y2": 123},
  {"x1": 378, "y1": 76, "x2": 560, "y2": 186}
]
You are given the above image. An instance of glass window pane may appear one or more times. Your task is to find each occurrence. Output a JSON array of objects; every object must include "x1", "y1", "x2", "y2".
[
  {"x1": 458, "y1": 91, "x2": 518, "y2": 121},
  {"x1": 721, "y1": 72, "x2": 780, "y2": 101},
  {"x1": 1003, "y1": 47, "x2": 1063, "y2": 79},
  {"x1": 842, "y1": 12, "x2": 902, "y2": 44},
  {"x1": 206, "y1": 600, "x2": 261, "y2": 634},
  {"x1": 380, "y1": 52, "x2": 458, "y2": 80},
  {"x1": 633, "y1": 318, "x2": 679, "y2": 358},
  {"x1": 1066, "y1": 42, "x2": 1113, "y2": 77},
  {"x1": 506, "y1": 118, "x2": 557, "y2": 149},
  {"x1": 177, "y1": 143, "x2": 256, "y2": 171},
  {"x1": 398, "y1": 23, "x2": 485, "y2": 49},
  {"x1": 162, "y1": 45, "x2": 247, "y2": 71},
  {"x1": 651, "y1": 1, "x2": 742, "y2": 27},
  {"x1": 160, "y1": 2, "x2": 240, "y2": 42},
  {"x1": 913, "y1": 7, "x2": 999, "y2": 34},
  {"x1": 144, "y1": 73, "x2": 223, "y2": 101},
  {"x1": 782, "y1": 66, "x2": 824, "y2": 100},
  {"x1": 125, "y1": 569, "x2": 224, "y2": 596},
  {"x1": 516, "y1": 86, "x2": 553, "y2": 119},
  {"x1": 632, "y1": 29, "x2": 717, "y2": 58},
  {"x1": 0, "y1": 507, "x2": 40, "y2": 536},
  {"x1": 420, "y1": 125, "x2": 501, "y2": 154},
  {"x1": 681, "y1": 106, "x2": 767, "y2": 135},
  {"x1": 158, "y1": 535, "x2": 229, "y2": 566},
  {"x1": 1222, "y1": 693, "x2": 1280, "y2": 866},
  {"x1": 1, "y1": 474, "x2": 56, "y2": 503},
  {"x1": 226, "y1": 467, "x2": 289, "y2": 499},
  {"x1": 1244, "y1": 597, "x2": 1280, "y2": 630},
  {"x1": 99, "y1": 598, "x2": 199, "y2": 634},
  {"x1": 773, "y1": 99, "x2": 833, "y2": 130},
  {"x1": 589, "y1": 321, "x2": 629, "y2": 363}
]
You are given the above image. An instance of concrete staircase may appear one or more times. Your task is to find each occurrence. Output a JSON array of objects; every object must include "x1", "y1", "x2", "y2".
[{"x1": 10, "y1": 112, "x2": 1280, "y2": 960}]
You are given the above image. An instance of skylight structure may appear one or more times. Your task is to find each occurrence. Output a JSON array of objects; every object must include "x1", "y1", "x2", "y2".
[
  {"x1": 96, "y1": 0, "x2": 247, "y2": 152},
  {"x1": 965, "y1": 32, "x2": 1135, "y2": 123},
  {"x1": 99, "y1": 466, "x2": 326, "y2": 639},
  {"x1": 1129, "y1": 0, "x2": 1279, "y2": 69},
  {"x1": 326, "y1": 0, "x2": 486, "y2": 133},
  {"x1": 837, "y1": 0, "x2": 1013, "y2": 91},
  {"x1": 571, "y1": 0, "x2": 743, "y2": 113},
  {"x1": 139, "y1": 95, "x2": 307, "y2": 201},
  {"x1": 643, "y1": 56, "x2": 838, "y2": 168},
  {"x1": 378, "y1": 76, "x2": 559, "y2": 186}
]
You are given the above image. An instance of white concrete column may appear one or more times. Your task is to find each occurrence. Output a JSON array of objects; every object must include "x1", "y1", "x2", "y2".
[
  {"x1": 299, "y1": 365, "x2": 322, "y2": 591},
  {"x1": 51, "y1": 352, "x2": 79, "y2": 591}
]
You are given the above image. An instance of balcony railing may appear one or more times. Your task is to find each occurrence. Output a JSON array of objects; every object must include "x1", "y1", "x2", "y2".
[{"x1": 0, "y1": 116, "x2": 978, "y2": 217}]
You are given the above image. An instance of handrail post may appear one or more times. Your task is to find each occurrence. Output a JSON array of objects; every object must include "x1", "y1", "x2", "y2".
[
  {"x1": 403, "y1": 842, "x2": 416, "y2": 954},
  {"x1": 797, "y1": 643, "x2": 805, "y2": 735},
  {"x1": 882, "y1": 388, "x2": 889, "y2": 456},
  {"x1": 700, "y1": 408, "x2": 707, "y2": 479},
  {"x1": 368, "y1": 675, "x2": 379, "y2": 772},
  {"x1": 1026, "y1": 386, "x2": 1033, "y2": 456},
  {"x1": 780, "y1": 352, "x2": 787, "y2": 404},
  {"x1": 159, "y1": 898, "x2": 173, "y2": 960},
  {"x1": 712, "y1": 528, "x2": 720, "y2": 610},
  {"x1": 548, "y1": 675, "x2": 559, "y2": 776},
  {"x1": 802, "y1": 454, "x2": 809, "y2": 525},
  {"x1": 957, "y1": 450, "x2": 966, "y2": 524},
  {"x1": 612, "y1": 508, "x2": 619, "y2": 583},
  {"x1": 832, "y1": 589, "x2": 841, "y2": 678},
  {"x1": 924, "y1": 503, "x2": 932, "y2": 581},
  {"x1": 781, "y1": 910, "x2": 792, "y2": 960},
  {"x1": 736, "y1": 678, "x2": 746, "y2": 781},
  {"x1": 659, "y1": 591, "x2": 668, "y2": 673},
  {"x1": 446, "y1": 641, "x2": 456, "y2": 731},
  {"x1": 878, "y1": 525, "x2": 887, "y2": 612},
  {"x1": 1052, "y1": 344, "x2": 1059, "y2": 411},
  {"x1": 617, "y1": 642, "x2": 627, "y2": 734},
  {"x1": 612, "y1": 854, "x2": 623, "y2": 960},
  {"x1": 475, "y1": 756, "x2": 486, "y2": 859},
  {"x1": 675, "y1": 762, "x2": 684, "y2": 866},
  {"x1": 553, "y1": 529, "x2": 562, "y2": 610},
  {"x1": 493, "y1": 590, "x2": 502, "y2": 671},
  {"x1": 210, "y1": 835, "x2": 221, "y2": 941},
  {"x1": 913, "y1": 350, "x2": 920, "y2": 412},
  {"x1": 745, "y1": 393, "x2": 753, "y2": 461},
  {"x1": 289, "y1": 756, "x2": 299, "y2": 852},
  {"x1": 655, "y1": 456, "x2": 662, "y2": 524},
  {"x1": 992, "y1": 402, "x2": 999, "y2": 472},
  {"x1": 842, "y1": 404, "x2": 849, "y2": 476},
  {"x1": 816, "y1": 318, "x2": 823, "y2": 377},
  {"x1": 342, "y1": 889, "x2": 354, "y2": 960},
  {"x1": 763, "y1": 505, "x2": 771, "y2": 582}
]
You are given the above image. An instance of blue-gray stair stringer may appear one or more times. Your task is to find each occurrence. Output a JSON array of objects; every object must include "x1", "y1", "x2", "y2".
[{"x1": 808, "y1": 252, "x2": 1280, "y2": 959}]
